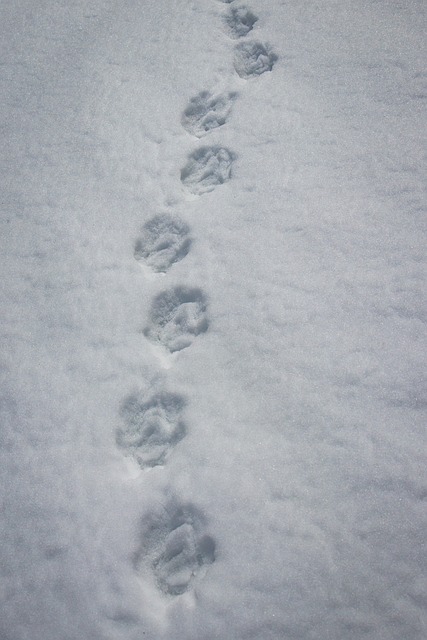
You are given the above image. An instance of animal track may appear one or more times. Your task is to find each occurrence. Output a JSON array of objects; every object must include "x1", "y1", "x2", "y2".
[
  {"x1": 134, "y1": 213, "x2": 191, "y2": 273},
  {"x1": 225, "y1": 6, "x2": 258, "y2": 38},
  {"x1": 116, "y1": 392, "x2": 186, "y2": 468},
  {"x1": 181, "y1": 146, "x2": 234, "y2": 195},
  {"x1": 234, "y1": 41, "x2": 277, "y2": 79},
  {"x1": 135, "y1": 503, "x2": 216, "y2": 596},
  {"x1": 144, "y1": 286, "x2": 209, "y2": 353},
  {"x1": 181, "y1": 91, "x2": 237, "y2": 137}
]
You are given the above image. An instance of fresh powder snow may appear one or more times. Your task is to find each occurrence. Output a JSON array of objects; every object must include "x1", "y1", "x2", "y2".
[{"x1": 1, "y1": 1, "x2": 426, "y2": 639}]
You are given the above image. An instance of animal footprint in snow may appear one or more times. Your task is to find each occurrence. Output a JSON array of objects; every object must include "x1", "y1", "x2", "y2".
[
  {"x1": 144, "y1": 286, "x2": 208, "y2": 353},
  {"x1": 134, "y1": 213, "x2": 191, "y2": 273},
  {"x1": 116, "y1": 391, "x2": 186, "y2": 468},
  {"x1": 181, "y1": 91, "x2": 237, "y2": 137},
  {"x1": 234, "y1": 41, "x2": 277, "y2": 78},
  {"x1": 136, "y1": 503, "x2": 216, "y2": 596},
  {"x1": 225, "y1": 6, "x2": 258, "y2": 38},
  {"x1": 181, "y1": 146, "x2": 234, "y2": 195}
]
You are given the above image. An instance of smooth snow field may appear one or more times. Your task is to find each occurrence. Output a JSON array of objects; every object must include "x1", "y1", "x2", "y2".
[{"x1": 1, "y1": 1, "x2": 426, "y2": 638}]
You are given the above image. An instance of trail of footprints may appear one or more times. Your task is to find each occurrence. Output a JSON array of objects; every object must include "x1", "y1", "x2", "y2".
[{"x1": 116, "y1": 0, "x2": 277, "y2": 599}]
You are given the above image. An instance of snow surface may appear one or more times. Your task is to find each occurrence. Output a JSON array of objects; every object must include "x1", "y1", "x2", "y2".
[{"x1": 1, "y1": 0, "x2": 426, "y2": 639}]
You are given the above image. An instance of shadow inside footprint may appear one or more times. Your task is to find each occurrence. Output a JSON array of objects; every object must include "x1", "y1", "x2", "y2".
[
  {"x1": 225, "y1": 6, "x2": 258, "y2": 38},
  {"x1": 144, "y1": 286, "x2": 209, "y2": 352},
  {"x1": 181, "y1": 146, "x2": 234, "y2": 195},
  {"x1": 116, "y1": 391, "x2": 186, "y2": 468},
  {"x1": 135, "y1": 502, "x2": 216, "y2": 596},
  {"x1": 181, "y1": 90, "x2": 237, "y2": 137},
  {"x1": 134, "y1": 213, "x2": 191, "y2": 273},
  {"x1": 234, "y1": 41, "x2": 277, "y2": 78}
]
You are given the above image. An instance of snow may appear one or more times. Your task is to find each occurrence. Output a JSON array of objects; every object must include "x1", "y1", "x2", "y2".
[{"x1": 1, "y1": 0, "x2": 426, "y2": 639}]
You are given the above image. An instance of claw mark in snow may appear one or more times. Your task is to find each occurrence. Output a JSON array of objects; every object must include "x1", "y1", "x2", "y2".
[
  {"x1": 134, "y1": 213, "x2": 191, "y2": 273},
  {"x1": 234, "y1": 41, "x2": 277, "y2": 78},
  {"x1": 225, "y1": 6, "x2": 258, "y2": 38},
  {"x1": 144, "y1": 286, "x2": 209, "y2": 353},
  {"x1": 116, "y1": 391, "x2": 186, "y2": 468},
  {"x1": 135, "y1": 503, "x2": 216, "y2": 596},
  {"x1": 181, "y1": 146, "x2": 234, "y2": 195},
  {"x1": 181, "y1": 91, "x2": 237, "y2": 137}
]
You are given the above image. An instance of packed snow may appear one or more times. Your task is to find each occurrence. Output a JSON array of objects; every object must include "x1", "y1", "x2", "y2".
[{"x1": 1, "y1": 1, "x2": 426, "y2": 639}]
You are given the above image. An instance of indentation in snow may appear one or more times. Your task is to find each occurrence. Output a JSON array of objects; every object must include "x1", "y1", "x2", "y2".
[
  {"x1": 144, "y1": 286, "x2": 209, "y2": 352},
  {"x1": 181, "y1": 91, "x2": 237, "y2": 137},
  {"x1": 181, "y1": 146, "x2": 234, "y2": 195},
  {"x1": 135, "y1": 502, "x2": 216, "y2": 596},
  {"x1": 225, "y1": 6, "x2": 258, "y2": 39},
  {"x1": 116, "y1": 391, "x2": 186, "y2": 468},
  {"x1": 234, "y1": 41, "x2": 277, "y2": 78},
  {"x1": 134, "y1": 213, "x2": 191, "y2": 273}
]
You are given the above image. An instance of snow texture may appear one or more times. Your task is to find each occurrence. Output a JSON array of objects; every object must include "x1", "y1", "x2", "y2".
[{"x1": 1, "y1": 0, "x2": 426, "y2": 639}]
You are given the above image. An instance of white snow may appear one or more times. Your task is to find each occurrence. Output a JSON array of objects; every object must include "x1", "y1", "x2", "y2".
[{"x1": 1, "y1": 1, "x2": 426, "y2": 639}]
